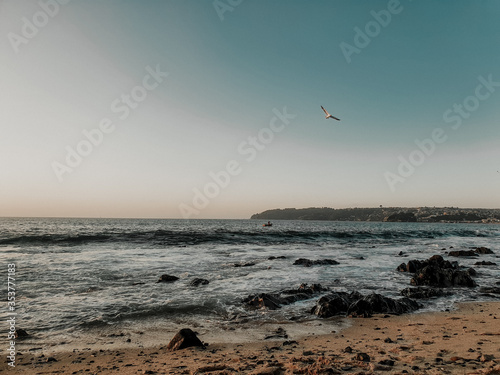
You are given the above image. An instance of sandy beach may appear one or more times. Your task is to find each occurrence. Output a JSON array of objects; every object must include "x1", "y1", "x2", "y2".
[{"x1": 4, "y1": 301, "x2": 499, "y2": 375}]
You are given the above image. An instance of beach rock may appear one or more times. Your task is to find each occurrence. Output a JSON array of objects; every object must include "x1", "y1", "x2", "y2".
[
  {"x1": 355, "y1": 352, "x2": 371, "y2": 362},
  {"x1": 310, "y1": 291, "x2": 362, "y2": 318},
  {"x1": 15, "y1": 328, "x2": 29, "y2": 338},
  {"x1": 190, "y1": 278, "x2": 209, "y2": 287},
  {"x1": 293, "y1": 258, "x2": 339, "y2": 267},
  {"x1": 410, "y1": 265, "x2": 476, "y2": 288},
  {"x1": 400, "y1": 287, "x2": 449, "y2": 299},
  {"x1": 166, "y1": 328, "x2": 204, "y2": 351},
  {"x1": 268, "y1": 256, "x2": 286, "y2": 260},
  {"x1": 157, "y1": 274, "x2": 179, "y2": 283},
  {"x1": 475, "y1": 247, "x2": 494, "y2": 254},
  {"x1": 346, "y1": 293, "x2": 420, "y2": 317},
  {"x1": 397, "y1": 255, "x2": 457, "y2": 274},
  {"x1": 448, "y1": 250, "x2": 478, "y2": 257}
]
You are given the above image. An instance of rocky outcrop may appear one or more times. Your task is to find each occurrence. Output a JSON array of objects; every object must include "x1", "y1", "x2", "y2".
[
  {"x1": 311, "y1": 292, "x2": 419, "y2": 318},
  {"x1": 346, "y1": 293, "x2": 420, "y2": 317},
  {"x1": 310, "y1": 291, "x2": 362, "y2": 318},
  {"x1": 411, "y1": 265, "x2": 476, "y2": 287},
  {"x1": 293, "y1": 258, "x2": 339, "y2": 267},
  {"x1": 397, "y1": 255, "x2": 476, "y2": 288},
  {"x1": 166, "y1": 328, "x2": 204, "y2": 351}
]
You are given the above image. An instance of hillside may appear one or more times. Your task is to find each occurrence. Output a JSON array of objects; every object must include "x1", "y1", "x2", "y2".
[{"x1": 250, "y1": 207, "x2": 500, "y2": 223}]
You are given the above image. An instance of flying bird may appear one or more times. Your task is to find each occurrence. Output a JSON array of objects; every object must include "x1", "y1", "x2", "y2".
[{"x1": 321, "y1": 106, "x2": 340, "y2": 121}]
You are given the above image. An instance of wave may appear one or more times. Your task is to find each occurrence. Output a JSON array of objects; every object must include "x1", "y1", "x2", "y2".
[{"x1": 0, "y1": 226, "x2": 496, "y2": 247}]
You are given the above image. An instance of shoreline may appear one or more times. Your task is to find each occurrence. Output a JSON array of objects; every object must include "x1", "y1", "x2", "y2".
[{"x1": 4, "y1": 301, "x2": 499, "y2": 374}]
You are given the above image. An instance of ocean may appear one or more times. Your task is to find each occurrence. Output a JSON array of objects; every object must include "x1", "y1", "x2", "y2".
[{"x1": 1, "y1": 218, "x2": 499, "y2": 350}]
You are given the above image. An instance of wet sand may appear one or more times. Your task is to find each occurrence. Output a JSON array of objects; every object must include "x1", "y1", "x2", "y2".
[{"x1": 3, "y1": 302, "x2": 499, "y2": 374}]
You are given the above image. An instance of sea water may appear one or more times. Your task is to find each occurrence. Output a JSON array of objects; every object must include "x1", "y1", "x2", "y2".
[{"x1": 1, "y1": 218, "x2": 498, "y2": 349}]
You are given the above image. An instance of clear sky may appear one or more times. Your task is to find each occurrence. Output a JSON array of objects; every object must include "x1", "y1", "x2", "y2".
[{"x1": 1, "y1": 0, "x2": 499, "y2": 219}]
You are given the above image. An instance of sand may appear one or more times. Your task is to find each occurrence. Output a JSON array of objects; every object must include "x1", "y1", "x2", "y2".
[{"x1": 3, "y1": 302, "x2": 499, "y2": 374}]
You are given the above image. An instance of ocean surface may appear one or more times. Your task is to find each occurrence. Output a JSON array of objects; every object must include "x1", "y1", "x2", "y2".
[{"x1": 1, "y1": 218, "x2": 499, "y2": 349}]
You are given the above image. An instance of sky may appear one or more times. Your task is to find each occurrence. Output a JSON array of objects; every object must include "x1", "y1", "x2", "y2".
[{"x1": 1, "y1": 0, "x2": 499, "y2": 219}]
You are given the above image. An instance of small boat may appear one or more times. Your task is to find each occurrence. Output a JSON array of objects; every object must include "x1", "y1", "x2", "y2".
[{"x1": 263, "y1": 221, "x2": 272, "y2": 227}]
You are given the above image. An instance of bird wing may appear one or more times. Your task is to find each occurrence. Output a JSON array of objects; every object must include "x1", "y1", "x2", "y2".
[
  {"x1": 321, "y1": 106, "x2": 330, "y2": 116},
  {"x1": 330, "y1": 115, "x2": 341, "y2": 121}
]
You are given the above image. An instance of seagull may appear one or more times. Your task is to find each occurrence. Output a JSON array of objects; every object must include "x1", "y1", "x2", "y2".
[{"x1": 321, "y1": 106, "x2": 340, "y2": 121}]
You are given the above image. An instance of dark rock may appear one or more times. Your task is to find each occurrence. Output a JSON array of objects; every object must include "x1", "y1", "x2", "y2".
[
  {"x1": 310, "y1": 291, "x2": 362, "y2": 318},
  {"x1": 293, "y1": 258, "x2": 339, "y2": 267},
  {"x1": 355, "y1": 352, "x2": 371, "y2": 362},
  {"x1": 166, "y1": 328, "x2": 204, "y2": 351},
  {"x1": 311, "y1": 292, "x2": 419, "y2": 318},
  {"x1": 46, "y1": 357, "x2": 57, "y2": 363},
  {"x1": 346, "y1": 293, "x2": 420, "y2": 317},
  {"x1": 400, "y1": 287, "x2": 449, "y2": 299},
  {"x1": 344, "y1": 346, "x2": 353, "y2": 353},
  {"x1": 397, "y1": 263, "x2": 407, "y2": 272},
  {"x1": 475, "y1": 247, "x2": 494, "y2": 254},
  {"x1": 399, "y1": 255, "x2": 477, "y2": 288},
  {"x1": 475, "y1": 261, "x2": 497, "y2": 266},
  {"x1": 190, "y1": 278, "x2": 209, "y2": 287},
  {"x1": 410, "y1": 265, "x2": 476, "y2": 288},
  {"x1": 397, "y1": 255, "x2": 457, "y2": 274},
  {"x1": 449, "y1": 250, "x2": 478, "y2": 257},
  {"x1": 15, "y1": 329, "x2": 29, "y2": 338},
  {"x1": 157, "y1": 274, "x2": 179, "y2": 283}
]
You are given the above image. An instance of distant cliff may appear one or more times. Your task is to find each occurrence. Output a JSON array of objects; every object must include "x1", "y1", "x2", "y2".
[{"x1": 251, "y1": 207, "x2": 500, "y2": 223}]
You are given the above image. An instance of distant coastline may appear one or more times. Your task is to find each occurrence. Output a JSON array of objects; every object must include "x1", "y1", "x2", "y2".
[{"x1": 251, "y1": 207, "x2": 500, "y2": 223}]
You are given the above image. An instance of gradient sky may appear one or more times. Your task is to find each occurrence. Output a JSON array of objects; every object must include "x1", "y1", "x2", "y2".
[{"x1": 1, "y1": 0, "x2": 499, "y2": 219}]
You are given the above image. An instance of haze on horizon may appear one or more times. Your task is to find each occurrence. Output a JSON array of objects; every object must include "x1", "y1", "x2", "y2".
[{"x1": 1, "y1": 0, "x2": 499, "y2": 219}]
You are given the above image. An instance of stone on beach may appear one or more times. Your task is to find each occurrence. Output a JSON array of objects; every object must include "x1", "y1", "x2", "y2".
[
  {"x1": 346, "y1": 293, "x2": 420, "y2": 317},
  {"x1": 311, "y1": 292, "x2": 419, "y2": 318},
  {"x1": 15, "y1": 328, "x2": 30, "y2": 338},
  {"x1": 157, "y1": 274, "x2": 179, "y2": 283},
  {"x1": 310, "y1": 291, "x2": 362, "y2": 318},
  {"x1": 166, "y1": 328, "x2": 204, "y2": 351}
]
